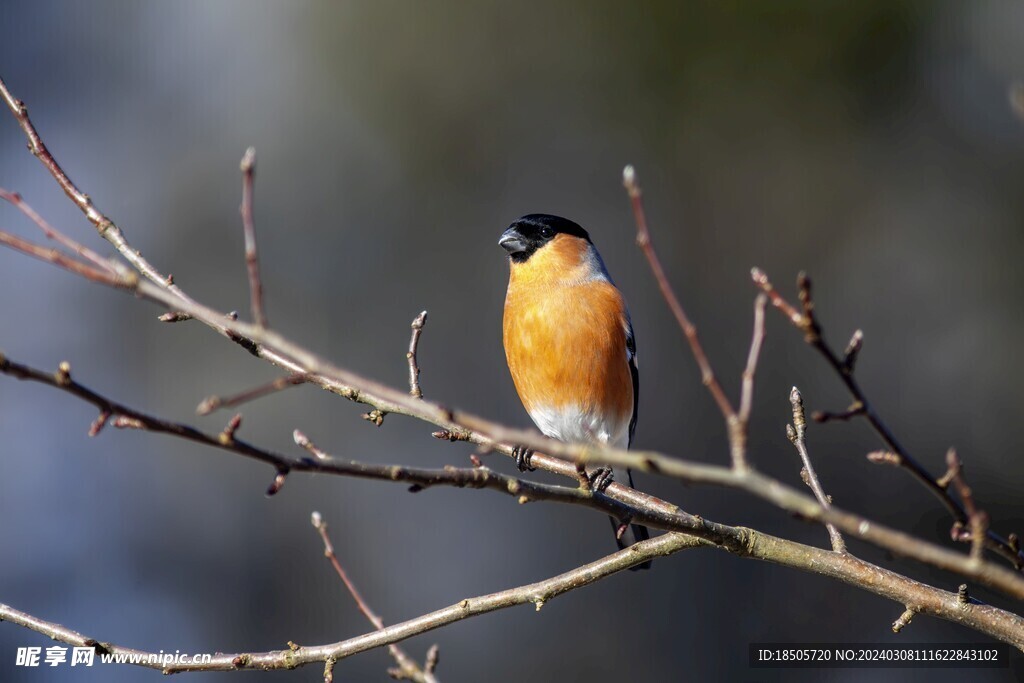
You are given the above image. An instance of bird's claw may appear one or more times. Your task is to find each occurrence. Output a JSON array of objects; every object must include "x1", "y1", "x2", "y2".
[
  {"x1": 512, "y1": 446, "x2": 535, "y2": 472},
  {"x1": 588, "y1": 466, "x2": 614, "y2": 492}
]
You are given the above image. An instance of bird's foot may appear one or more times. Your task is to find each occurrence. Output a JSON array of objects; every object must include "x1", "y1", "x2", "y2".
[
  {"x1": 512, "y1": 446, "x2": 535, "y2": 472},
  {"x1": 588, "y1": 466, "x2": 615, "y2": 492}
]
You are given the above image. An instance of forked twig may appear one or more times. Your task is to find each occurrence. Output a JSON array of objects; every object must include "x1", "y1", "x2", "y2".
[
  {"x1": 939, "y1": 449, "x2": 990, "y2": 562},
  {"x1": 0, "y1": 229, "x2": 127, "y2": 287},
  {"x1": 752, "y1": 267, "x2": 1023, "y2": 569},
  {"x1": 311, "y1": 512, "x2": 439, "y2": 683},
  {"x1": 623, "y1": 165, "x2": 751, "y2": 470},
  {"x1": 0, "y1": 188, "x2": 114, "y2": 273},
  {"x1": 0, "y1": 75, "x2": 198, "y2": 318}
]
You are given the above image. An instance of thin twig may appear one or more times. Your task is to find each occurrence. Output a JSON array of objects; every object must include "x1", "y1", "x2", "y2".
[
  {"x1": 813, "y1": 403, "x2": 866, "y2": 423},
  {"x1": 239, "y1": 147, "x2": 267, "y2": 327},
  {"x1": 738, "y1": 294, "x2": 767, "y2": 426},
  {"x1": 424, "y1": 645, "x2": 439, "y2": 675},
  {"x1": 750, "y1": 267, "x2": 802, "y2": 326},
  {"x1": 622, "y1": 166, "x2": 736, "y2": 425},
  {"x1": 0, "y1": 187, "x2": 114, "y2": 273},
  {"x1": 196, "y1": 373, "x2": 307, "y2": 415},
  {"x1": 752, "y1": 267, "x2": 1024, "y2": 570},
  {"x1": 0, "y1": 74, "x2": 198, "y2": 320},
  {"x1": 290, "y1": 430, "x2": 650, "y2": 526},
  {"x1": 0, "y1": 229, "x2": 129, "y2": 288},
  {"x1": 941, "y1": 449, "x2": 990, "y2": 563},
  {"x1": 624, "y1": 165, "x2": 760, "y2": 472},
  {"x1": 311, "y1": 512, "x2": 439, "y2": 683},
  {"x1": 787, "y1": 386, "x2": 845, "y2": 553},
  {"x1": 407, "y1": 310, "x2": 427, "y2": 399}
]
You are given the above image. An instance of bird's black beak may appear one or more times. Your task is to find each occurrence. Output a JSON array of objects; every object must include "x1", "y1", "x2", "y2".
[{"x1": 498, "y1": 227, "x2": 528, "y2": 255}]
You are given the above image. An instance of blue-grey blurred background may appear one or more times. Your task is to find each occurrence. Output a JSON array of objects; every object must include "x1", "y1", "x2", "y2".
[{"x1": 2, "y1": 2, "x2": 1024, "y2": 681}]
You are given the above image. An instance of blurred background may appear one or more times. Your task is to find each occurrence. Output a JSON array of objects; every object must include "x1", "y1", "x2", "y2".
[{"x1": 2, "y1": 1, "x2": 1023, "y2": 681}]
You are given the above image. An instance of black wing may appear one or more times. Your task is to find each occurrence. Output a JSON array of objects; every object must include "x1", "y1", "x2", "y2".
[
  {"x1": 619, "y1": 317, "x2": 651, "y2": 566},
  {"x1": 626, "y1": 321, "x2": 639, "y2": 448}
]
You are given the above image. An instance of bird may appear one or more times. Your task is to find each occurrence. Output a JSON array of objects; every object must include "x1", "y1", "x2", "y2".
[{"x1": 499, "y1": 213, "x2": 651, "y2": 568}]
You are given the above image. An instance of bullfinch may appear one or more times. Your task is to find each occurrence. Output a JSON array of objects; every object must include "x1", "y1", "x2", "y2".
[{"x1": 499, "y1": 213, "x2": 651, "y2": 567}]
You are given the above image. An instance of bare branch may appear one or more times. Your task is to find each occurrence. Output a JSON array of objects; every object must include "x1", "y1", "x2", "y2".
[
  {"x1": 750, "y1": 267, "x2": 803, "y2": 327},
  {"x1": 787, "y1": 386, "x2": 845, "y2": 553},
  {"x1": 5, "y1": 523, "x2": 1024, "y2": 675},
  {"x1": 288, "y1": 429, "x2": 646, "y2": 525},
  {"x1": 0, "y1": 75, "x2": 196, "y2": 320},
  {"x1": 0, "y1": 229, "x2": 128, "y2": 288},
  {"x1": 407, "y1": 310, "x2": 428, "y2": 399},
  {"x1": 0, "y1": 187, "x2": 114, "y2": 273},
  {"x1": 2, "y1": 83, "x2": 1024, "y2": 653},
  {"x1": 6, "y1": 350, "x2": 1024, "y2": 650},
  {"x1": 196, "y1": 373, "x2": 307, "y2": 415},
  {"x1": 3, "y1": 244, "x2": 1024, "y2": 599},
  {"x1": 0, "y1": 534, "x2": 705, "y2": 674},
  {"x1": 311, "y1": 512, "x2": 439, "y2": 683},
  {"x1": 0, "y1": 352, "x2": 651, "y2": 531},
  {"x1": 239, "y1": 147, "x2": 268, "y2": 327},
  {"x1": 424, "y1": 645, "x2": 439, "y2": 675},
  {"x1": 738, "y1": 294, "x2": 767, "y2": 426},
  {"x1": 942, "y1": 449, "x2": 990, "y2": 562},
  {"x1": 622, "y1": 166, "x2": 737, "y2": 428},
  {"x1": 812, "y1": 403, "x2": 866, "y2": 423},
  {"x1": 752, "y1": 267, "x2": 1024, "y2": 570}
]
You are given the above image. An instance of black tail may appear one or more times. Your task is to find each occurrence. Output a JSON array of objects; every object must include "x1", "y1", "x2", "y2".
[{"x1": 610, "y1": 467, "x2": 651, "y2": 571}]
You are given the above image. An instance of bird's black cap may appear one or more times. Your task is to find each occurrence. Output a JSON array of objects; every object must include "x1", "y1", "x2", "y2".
[
  {"x1": 511, "y1": 214, "x2": 591, "y2": 242},
  {"x1": 499, "y1": 214, "x2": 591, "y2": 263}
]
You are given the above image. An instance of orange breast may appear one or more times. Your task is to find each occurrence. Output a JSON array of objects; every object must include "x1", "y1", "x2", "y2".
[{"x1": 502, "y1": 238, "x2": 633, "y2": 424}]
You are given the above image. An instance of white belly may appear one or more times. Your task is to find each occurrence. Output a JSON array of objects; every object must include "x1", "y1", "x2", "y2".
[{"x1": 528, "y1": 404, "x2": 630, "y2": 449}]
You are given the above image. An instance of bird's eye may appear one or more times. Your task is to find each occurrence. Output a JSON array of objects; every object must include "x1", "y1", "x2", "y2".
[{"x1": 539, "y1": 226, "x2": 554, "y2": 239}]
